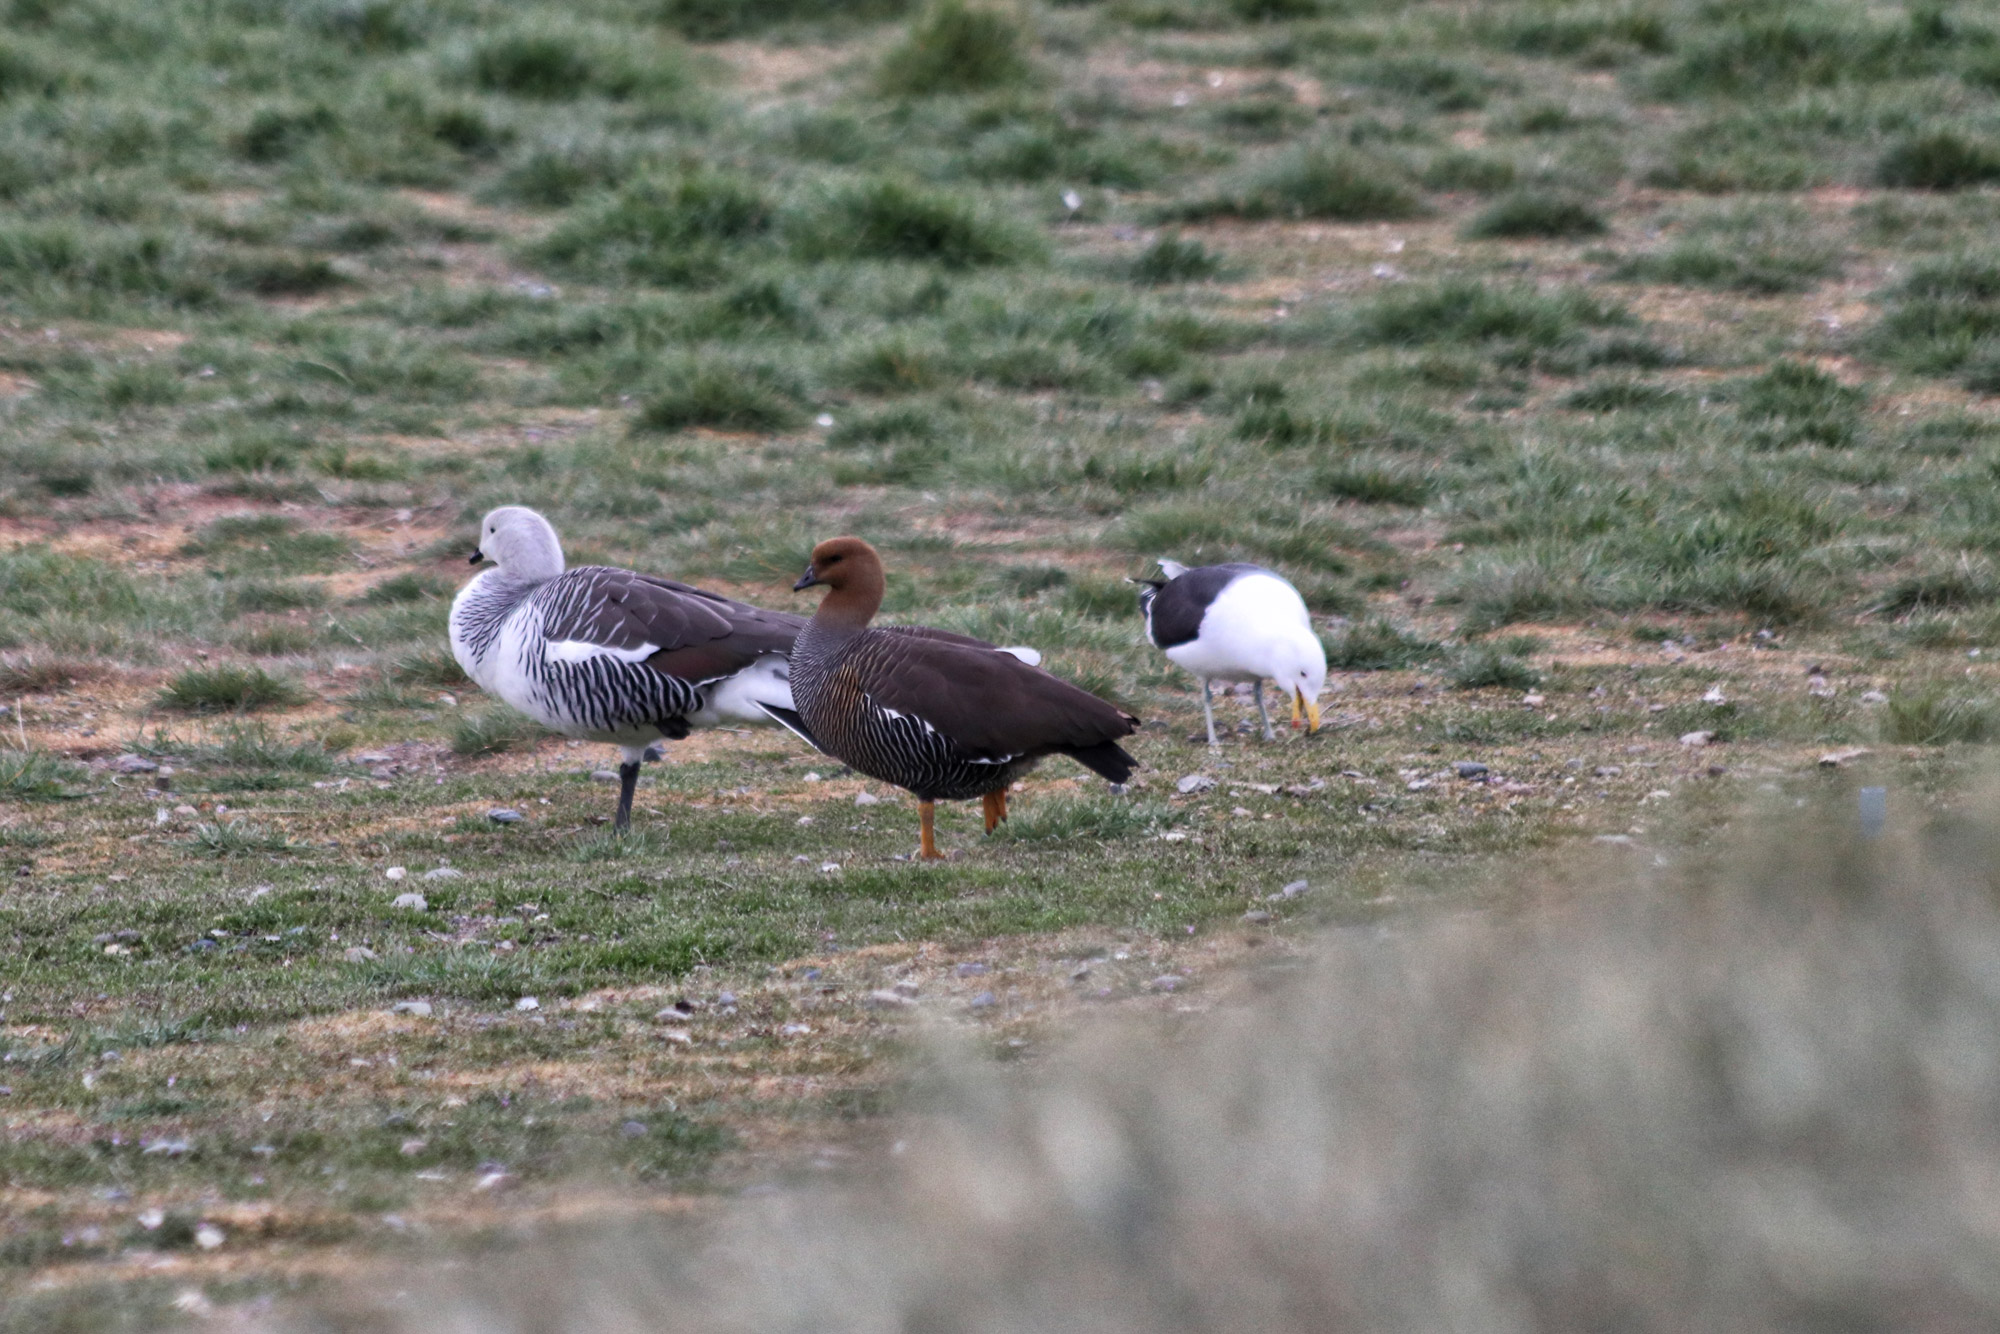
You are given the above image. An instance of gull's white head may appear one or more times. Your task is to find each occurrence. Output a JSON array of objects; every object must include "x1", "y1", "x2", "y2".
[
  {"x1": 1271, "y1": 624, "x2": 1327, "y2": 733},
  {"x1": 472, "y1": 506, "x2": 565, "y2": 582}
]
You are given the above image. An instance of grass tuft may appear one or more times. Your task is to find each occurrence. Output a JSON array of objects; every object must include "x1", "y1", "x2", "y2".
[
  {"x1": 1325, "y1": 620, "x2": 1444, "y2": 671},
  {"x1": 530, "y1": 171, "x2": 774, "y2": 287},
  {"x1": 791, "y1": 178, "x2": 1042, "y2": 267},
  {"x1": 179, "y1": 820, "x2": 307, "y2": 858},
  {"x1": 1447, "y1": 646, "x2": 1541, "y2": 691},
  {"x1": 634, "y1": 360, "x2": 808, "y2": 433},
  {"x1": 1876, "y1": 131, "x2": 2000, "y2": 192},
  {"x1": 1881, "y1": 685, "x2": 2000, "y2": 745},
  {"x1": 0, "y1": 654, "x2": 106, "y2": 694},
  {"x1": 1315, "y1": 460, "x2": 1435, "y2": 507},
  {"x1": 876, "y1": 1, "x2": 1035, "y2": 97},
  {"x1": 1170, "y1": 146, "x2": 1422, "y2": 223},
  {"x1": 0, "y1": 749, "x2": 87, "y2": 800},
  {"x1": 993, "y1": 793, "x2": 1179, "y2": 843},
  {"x1": 1610, "y1": 242, "x2": 1840, "y2": 295},
  {"x1": 1464, "y1": 191, "x2": 1607, "y2": 240},
  {"x1": 1862, "y1": 253, "x2": 2000, "y2": 386},
  {"x1": 1129, "y1": 233, "x2": 1222, "y2": 284},
  {"x1": 391, "y1": 647, "x2": 472, "y2": 688},
  {"x1": 450, "y1": 708, "x2": 548, "y2": 756},
  {"x1": 1874, "y1": 557, "x2": 1999, "y2": 618},
  {"x1": 1733, "y1": 360, "x2": 1865, "y2": 449},
  {"x1": 156, "y1": 666, "x2": 309, "y2": 715},
  {"x1": 1354, "y1": 279, "x2": 1628, "y2": 350},
  {"x1": 1562, "y1": 378, "x2": 1685, "y2": 412}
]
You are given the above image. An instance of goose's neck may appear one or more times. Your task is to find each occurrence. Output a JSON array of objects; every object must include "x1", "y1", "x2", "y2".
[
  {"x1": 813, "y1": 569, "x2": 884, "y2": 632},
  {"x1": 452, "y1": 568, "x2": 540, "y2": 655}
]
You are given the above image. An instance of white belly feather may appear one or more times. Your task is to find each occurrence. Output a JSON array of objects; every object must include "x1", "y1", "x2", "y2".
[{"x1": 1165, "y1": 571, "x2": 1318, "y2": 682}]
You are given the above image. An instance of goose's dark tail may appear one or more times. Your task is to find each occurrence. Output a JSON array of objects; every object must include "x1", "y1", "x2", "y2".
[{"x1": 1062, "y1": 740, "x2": 1137, "y2": 785}]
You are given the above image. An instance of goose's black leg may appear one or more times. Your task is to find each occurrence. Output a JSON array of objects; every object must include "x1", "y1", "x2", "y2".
[{"x1": 614, "y1": 761, "x2": 641, "y2": 832}]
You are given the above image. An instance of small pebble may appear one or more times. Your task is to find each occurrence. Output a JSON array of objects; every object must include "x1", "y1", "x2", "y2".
[
  {"x1": 621, "y1": 1120, "x2": 648, "y2": 1138},
  {"x1": 111, "y1": 754, "x2": 158, "y2": 774},
  {"x1": 716, "y1": 990, "x2": 738, "y2": 1007},
  {"x1": 391, "y1": 1001, "x2": 433, "y2": 1017},
  {"x1": 1679, "y1": 731, "x2": 1715, "y2": 748},
  {"x1": 1243, "y1": 910, "x2": 1272, "y2": 924},
  {"x1": 779, "y1": 1022, "x2": 813, "y2": 1036},
  {"x1": 344, "y1": 946, "x2": 379, "y2": 963},
  {"x1": 487, "y1": 809, "x2": 523, "y2": 824},
  {"x1": 967, "y1": 991, "x2": 997, "y2": 1010},
  {"x1": 854, "y1": 791, "x2": 879, "y2": 806},
  {"x1": 1271, "y1": 879, "x2": 1309, "y2": 900},
  {"x1": 591, "y1": 770, "x2": 619, "y2": 783},
  {"x1": 1453, "y1": 761, "x2": 1489, "y2": 779},
  {"x1": 866, "y1": 989, "x2": 915, "y2": 1010},
  {"x1": 1176, "y1": 773, "x2": 1216, "y2": 795},
  {"x1": 514, "y1": 996, "x2": 539, "y2": 1012},
  {"x1": 391, "y1": 892, "x2": 427, "y2": 911},
  {"x1": 385, "y1": 866, "x2": 407, "y2": 881},
  {"x1": 954, "y1": 962, "x2": 988, "y2": 977}
]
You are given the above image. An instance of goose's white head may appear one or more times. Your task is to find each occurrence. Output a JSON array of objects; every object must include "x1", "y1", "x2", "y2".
[{"x1": 471, "y1": 506, "x2": 565, "y2": 583}]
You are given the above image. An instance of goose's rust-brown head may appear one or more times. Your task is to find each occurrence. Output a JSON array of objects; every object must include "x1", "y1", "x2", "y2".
[{"x1": 793, "y1": 536, "x2": 886, "y2": 627}]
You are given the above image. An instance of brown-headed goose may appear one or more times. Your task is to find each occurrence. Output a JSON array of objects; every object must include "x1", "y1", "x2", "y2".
[{"x1": 770, "y1": 537, "x2": 1140, "y2": 860}]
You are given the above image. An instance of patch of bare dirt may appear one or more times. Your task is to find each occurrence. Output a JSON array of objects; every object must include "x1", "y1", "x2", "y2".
[{"x1": 712, "y1": 41, "x2": 854, "y2": 99}]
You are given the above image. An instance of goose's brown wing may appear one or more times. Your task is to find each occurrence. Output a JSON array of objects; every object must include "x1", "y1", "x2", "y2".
[{"x1": 855, "y1": 631, "x2": 1136, "y2": 762}]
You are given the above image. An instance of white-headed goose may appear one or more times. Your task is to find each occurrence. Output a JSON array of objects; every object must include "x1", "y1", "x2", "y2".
[{"x1": 449, "y1": 506, "x2": 802, "y2": 830}]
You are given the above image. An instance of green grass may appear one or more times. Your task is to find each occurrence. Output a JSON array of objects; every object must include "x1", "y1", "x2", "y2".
[
  {"x1": 1130, "y1": 233, "x2": 1223, "y2": 284},
  {"x1": 450, "y1": 708, "x2": 551, "y2": 756},
  {"x1": 0, "y1": 749, "x2": 87, "y2": 800},
  {"x1": 1464, "y1": 191, "x2": 1608, "y2": 239},
  {"x1": 1876, "y1": 130, "x2": 2000, "y2": 191},
  {"x1": 156, "y1": 666, "x2": 310, "y2": 714},
  {"x1": 1169, "y1": 145, "x2": 1423, "y2": 222},
  {"x1": 1881, "y1": 685, "x2": 2000, "y2": 744},
  {"x1": 876, "y1": 2, "x2": 1036, "y2": 97},
  {"x1": 1447, "y1": 646, "x2": 1541, "y2": 691},
  {"x1": 790, "y1": 177, "x2": 1043, "y2": 267}
]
